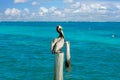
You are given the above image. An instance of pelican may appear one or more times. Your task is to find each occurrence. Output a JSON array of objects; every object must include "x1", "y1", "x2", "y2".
[{"x1": 51, "y1": 25, "x2": 65, "y2": 54}]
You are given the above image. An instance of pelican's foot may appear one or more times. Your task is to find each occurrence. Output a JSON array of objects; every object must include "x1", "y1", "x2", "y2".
[
  {"x1": 52, "y1": 51, "x2": 62, "y2": 54},
  {"x1": 57, "y1": 51, "x2": 63, "y2": 53},
  {"x1": 52, "y1": 51, "x2": 59, "y2": 54}
]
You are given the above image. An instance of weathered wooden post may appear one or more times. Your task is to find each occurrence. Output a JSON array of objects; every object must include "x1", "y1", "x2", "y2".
[
  {"x1": 65, "y1": 41, "x2": 71, "y2": 69},
  {"x1": 54, "y1": 53, "x2": 64, "y2": 80},
  {"x1": 51, "y1": 25, "x2": 66, "y2": 80}
]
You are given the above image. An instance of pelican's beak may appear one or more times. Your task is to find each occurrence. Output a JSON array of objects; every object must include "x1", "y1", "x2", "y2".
[{"x1": 61, "y1": 30, "x2": 64, "y2": 38}]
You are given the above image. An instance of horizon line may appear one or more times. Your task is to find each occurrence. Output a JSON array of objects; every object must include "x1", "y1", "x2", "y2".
[{"x1": 0, "y1": 21, "x2": 120, "y2": 22}]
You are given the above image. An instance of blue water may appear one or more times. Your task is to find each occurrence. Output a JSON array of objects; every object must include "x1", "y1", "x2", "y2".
[{"x1": 0, "y1": 22, "x2": 120, "y2": 80}]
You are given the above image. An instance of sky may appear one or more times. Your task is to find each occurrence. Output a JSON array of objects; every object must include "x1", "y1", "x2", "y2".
[{"x1": 0, "y1": 0, "x2": 120, "y2": 21}]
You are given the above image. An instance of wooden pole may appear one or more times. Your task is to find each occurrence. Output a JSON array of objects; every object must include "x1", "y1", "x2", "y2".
[
  {"x1": 54, "y1": 53, "x2": 64, "y2": 80},
  {"x1": 65, "y1": 41, "x2": 71, "y2": 69}
]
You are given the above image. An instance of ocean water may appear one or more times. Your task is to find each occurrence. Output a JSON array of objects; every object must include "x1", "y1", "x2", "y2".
[{"x1": 0, "y1": 22, "x2": 120, "y2": 80}]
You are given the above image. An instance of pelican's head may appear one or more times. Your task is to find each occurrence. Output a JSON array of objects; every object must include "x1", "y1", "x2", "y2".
[
  {"x1": 56, "y1": 25, "x2": 64, "y2": 37},
  {"x1": 56, "y1": 25, "x2": 62, "y2": 33}
]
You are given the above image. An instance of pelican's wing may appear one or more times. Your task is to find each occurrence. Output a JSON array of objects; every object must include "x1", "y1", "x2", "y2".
[{"x1": 51, "y1": 38, "x2": 58, "y2": 52}]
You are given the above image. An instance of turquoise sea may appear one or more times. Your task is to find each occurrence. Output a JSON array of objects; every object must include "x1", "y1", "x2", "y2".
[{"x1": 0, "y1": 22, "x2": 120, "y2": 80}]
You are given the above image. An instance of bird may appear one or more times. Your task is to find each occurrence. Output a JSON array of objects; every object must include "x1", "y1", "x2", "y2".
[{"x1": 51, "y1": 25, "x2": 65, "y2": 54}]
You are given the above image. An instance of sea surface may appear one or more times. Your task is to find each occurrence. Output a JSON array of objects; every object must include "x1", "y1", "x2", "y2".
[{"x1": 0, "y1": 22, "x2": 120, "y2": 80}]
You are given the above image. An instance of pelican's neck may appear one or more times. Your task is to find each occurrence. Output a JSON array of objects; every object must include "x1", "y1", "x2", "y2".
[{"x1": 59, "y1": 31, "x2": 64, "y2": 38}]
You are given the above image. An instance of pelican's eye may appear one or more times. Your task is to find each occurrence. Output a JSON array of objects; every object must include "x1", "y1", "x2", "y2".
[
  {"x1": 59, "y1": 28, "x2": 62, "y2": 31},
  {"x1": 59, "y1": 28, "x2": 61, "y2": 30}
]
